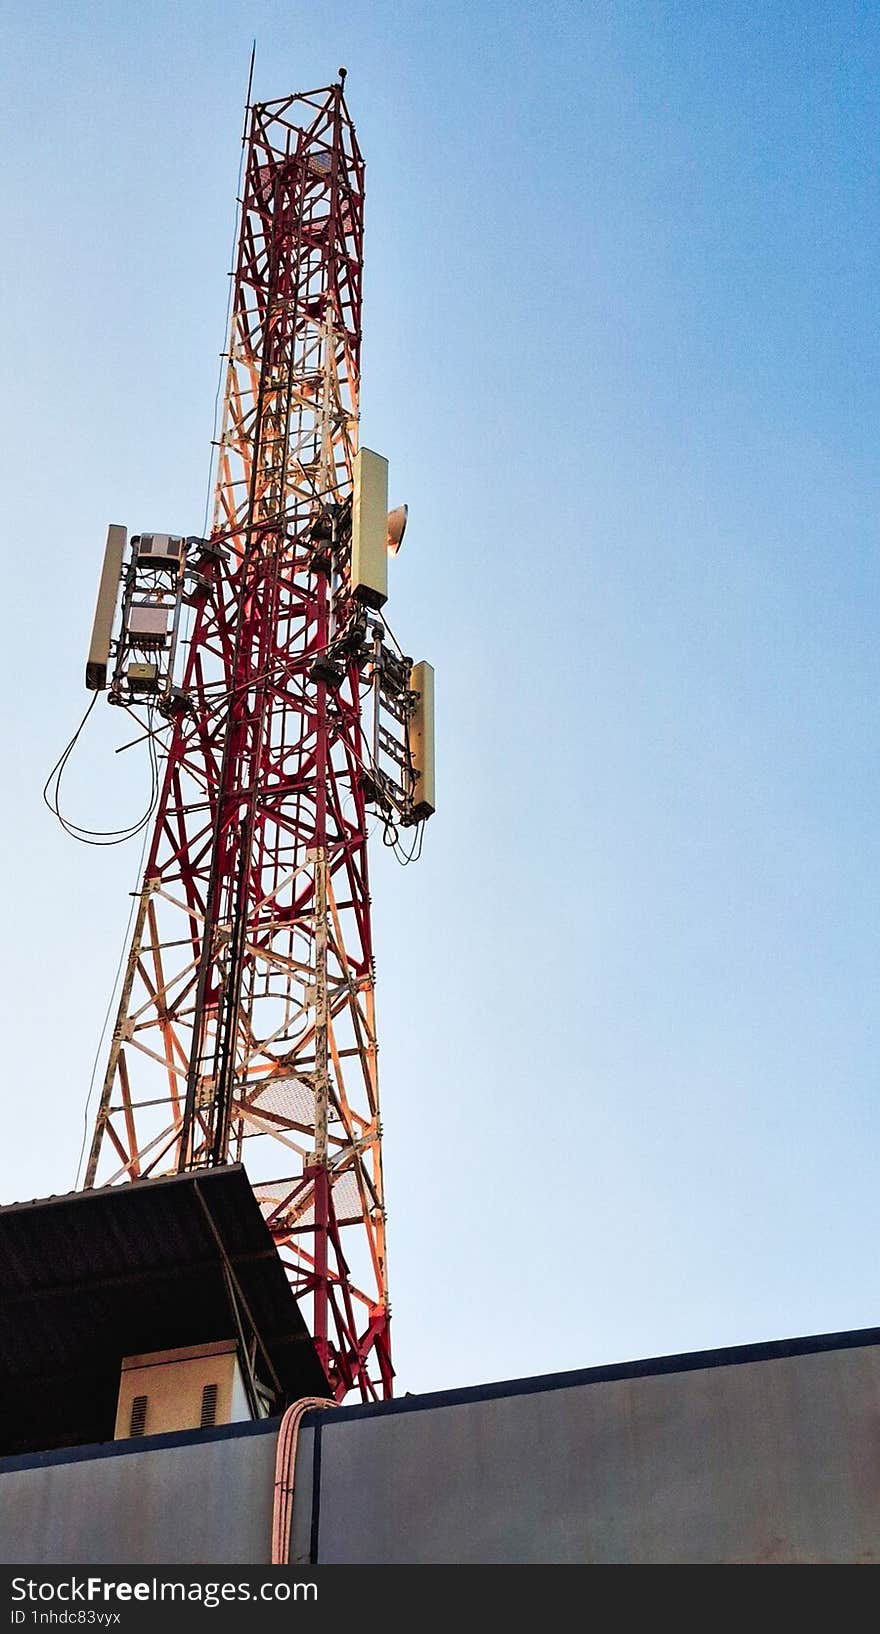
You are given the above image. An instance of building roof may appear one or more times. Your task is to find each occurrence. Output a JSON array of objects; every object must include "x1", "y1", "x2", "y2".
[{"x1": 0, "y1": 1165, "x2": 329, "y2": 1456}]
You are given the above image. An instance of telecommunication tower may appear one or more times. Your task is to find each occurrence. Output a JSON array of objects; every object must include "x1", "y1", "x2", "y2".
[{"x1": 81, "y1": 76, "x2": 435, "y2": 1403}]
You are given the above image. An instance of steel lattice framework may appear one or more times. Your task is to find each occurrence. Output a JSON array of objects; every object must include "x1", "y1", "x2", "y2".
[{"x1": 85, "y1": 81, "x2": 394, "y2": 1400}]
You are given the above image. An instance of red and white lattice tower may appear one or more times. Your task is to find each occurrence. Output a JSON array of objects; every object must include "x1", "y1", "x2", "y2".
[{"x1": 84, "y1": 78, "x2": 432, "y2": 1402}]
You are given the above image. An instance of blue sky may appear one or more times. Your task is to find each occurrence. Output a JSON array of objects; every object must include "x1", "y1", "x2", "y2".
[{"x1": 1, "y1": 0, "x2": 879, "y2": 1394}]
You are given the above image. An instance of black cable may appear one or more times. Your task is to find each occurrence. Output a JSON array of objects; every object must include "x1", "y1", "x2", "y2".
[
  {"x1": 43, "y1": 697, "x2": 162, "y2": 846},
  {"x1": 42, "y1": 698, "x2": 160, "y2": 1179},
  {"x1": 73, "y1": 814, "x2": 152, "y2": 1189},
  {"x1": 387, "y1": 818, "x2": 425, "y2": 867},
  {"x1": 201, "y1": 56, "x2": 253, "y2": 539}
]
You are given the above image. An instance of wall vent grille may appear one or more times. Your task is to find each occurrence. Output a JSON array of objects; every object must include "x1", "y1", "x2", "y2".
[
  {"x1": 129, "y1": 1395, "x2": 148, "y2": 1437},
  {"x1": 200, "y1": 1382, "x2": 219, "y2": 1428}
]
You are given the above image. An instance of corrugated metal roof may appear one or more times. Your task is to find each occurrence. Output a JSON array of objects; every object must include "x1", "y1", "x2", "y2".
[{"x1": 0, "y1": 1165, "x2": 329, "y2": 1456}]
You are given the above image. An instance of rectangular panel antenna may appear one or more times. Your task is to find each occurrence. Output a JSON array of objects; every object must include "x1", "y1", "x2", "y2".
[
  {"x1": 351, "y1": 448, "x2": 389, "y2": 608},
  {"x1": 86, "y1": 524, "x2": 127, "y2": 690},
  {"x1": 409, "y1": 660, "x2": 435, "y2": 819}
]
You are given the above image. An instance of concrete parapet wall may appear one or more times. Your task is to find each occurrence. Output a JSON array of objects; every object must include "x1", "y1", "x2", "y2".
[{"x1": 1, "y1": 1329, "x2": 878, "y2": 1564}]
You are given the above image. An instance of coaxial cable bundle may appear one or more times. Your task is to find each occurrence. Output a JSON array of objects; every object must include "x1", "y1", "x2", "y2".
[{"x1": 43, "y1": 695, "x2": 161, "y2": 847}]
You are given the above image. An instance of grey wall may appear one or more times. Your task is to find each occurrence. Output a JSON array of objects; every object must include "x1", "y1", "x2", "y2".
[
  {"x1": 0, "y1": 1424, "x2": 277, "y2": 1565},
  {"x1": 291, "y1": 1341, "x2": 880, "y2": 1564},
  {"x1": 2, "y1": 1336, "x2": 879, "y2": 1564}
]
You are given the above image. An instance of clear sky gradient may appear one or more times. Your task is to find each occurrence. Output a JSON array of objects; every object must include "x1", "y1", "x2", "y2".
[{"x1": 1, "y1": 1, "x2": 878, "y2": 1394}]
